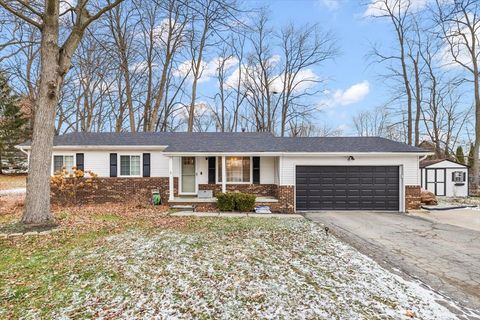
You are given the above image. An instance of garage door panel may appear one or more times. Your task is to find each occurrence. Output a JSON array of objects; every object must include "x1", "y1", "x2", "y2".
[{"x1": 296, "y1": 166, "x2": 399, "y2": 211}]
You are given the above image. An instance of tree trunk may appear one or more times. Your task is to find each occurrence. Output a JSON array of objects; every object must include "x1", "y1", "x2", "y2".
[
  {"x1": 22, "y1": 15, "x2": 60, "y2": 225},
  {"x1": 472, "y1": 68, "x2": 480, "y2": 193},
  {"x1": 413, "y1": 57, "x2": 421, "y2": 146}
]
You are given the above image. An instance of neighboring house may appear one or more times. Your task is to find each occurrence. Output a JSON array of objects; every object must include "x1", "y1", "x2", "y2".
[
  {"x1": 420, "y1": 159, "x2": 468, "y2": 197},
  {"x1": 17, "y1": 132, "x2": 428, "y2": 213}
]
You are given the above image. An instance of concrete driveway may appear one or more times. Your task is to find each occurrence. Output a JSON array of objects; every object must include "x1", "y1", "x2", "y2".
[{"x1": 305, "y1": 211, "x2": 480, "y2": 317}]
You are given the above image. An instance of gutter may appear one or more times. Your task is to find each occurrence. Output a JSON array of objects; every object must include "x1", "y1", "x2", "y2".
[
  {"x1": 15, "y1": 145, "x2": 30, "y2": 166},
  {"x1": 17, "y1": 145, "x2": 169, "y2": 151}
]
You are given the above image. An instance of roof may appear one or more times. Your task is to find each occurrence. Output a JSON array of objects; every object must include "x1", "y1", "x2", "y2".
[
  {"x1": 18, "y1": 132, "x2": 429, "y2": 153},
  {"x1": 420, "y1": 158, "x2": 468, "y2": 168},
  {"x1": 277, "y1": 136, "x2": 425, "y2": 153}
]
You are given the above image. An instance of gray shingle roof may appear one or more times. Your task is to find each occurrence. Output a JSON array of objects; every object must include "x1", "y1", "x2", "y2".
[{"x1": 19, "y1": 132, "x2": 428, "y2": 153}]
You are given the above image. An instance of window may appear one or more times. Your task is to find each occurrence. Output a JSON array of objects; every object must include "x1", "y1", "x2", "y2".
[
  {"x1": 120, "y1": 155, "x2": 141, "y2": 176},
  {"x1": 452, "y1": 171, "x2": 466, "y2": 183},
  {"x1": 217, "y1": 157, "x2": 251, "y2": 183},
  {"x1": 53, "y1": 155, "x2": 74, "y2": 173}
]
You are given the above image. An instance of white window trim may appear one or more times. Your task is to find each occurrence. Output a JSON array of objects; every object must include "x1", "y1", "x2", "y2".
[
  {"x1": 216, "y1": 156, "x2": 253, "y2": 184},
  {"x1": 52, "y1": 154, "x2": 75, "y2": 175},
  {"x1": 179, "y1": 156, "x2": 198, "y2": 195},
  {"x1": 118, "y1": 154, "x2": 142, "y2": 177},
  {"x1": 452, "y1": 171, "x2": 466, "y2": 182}
]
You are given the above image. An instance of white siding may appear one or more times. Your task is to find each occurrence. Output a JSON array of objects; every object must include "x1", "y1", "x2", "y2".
[
  {"x1": 421, "y1": 166, "x2": 468, "y2": 197},
  {"x1": 196, "y1": 156, "x2": 209, "y2": 184},
  {"x1": 52, "y1": 150, "x2": 172, "y2": 177},
  {"x1": 426, "y1": 160, "x2": 466, "y2": 169},
  {"x1": 446, "y1": 168, "x2": 468, "y2": 197},
  {"x1": 150, "y1": 151, "x2": 170, "y2": 177},
  {"x1": 260, "y1": 156, "x2": 275, "y2": 184},
  {"x1": 83, "y1": 151, "x2": 110, "y2": 176},
  {"x1": 280, "y1": 154, "x2": 420, "y2": 186}
]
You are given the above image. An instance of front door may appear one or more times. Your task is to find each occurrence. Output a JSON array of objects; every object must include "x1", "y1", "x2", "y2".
[{"x1": 181, "y1": 157, "x2": 196, "y2": 194}]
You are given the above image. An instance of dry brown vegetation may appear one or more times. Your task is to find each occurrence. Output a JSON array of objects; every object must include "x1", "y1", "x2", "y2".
[
  {"x1": 0, "y1": 174, "x2": 26, "y2": 190},
  {"x1": 0, "y1": 194, "x2": 189, "y2": 235}
]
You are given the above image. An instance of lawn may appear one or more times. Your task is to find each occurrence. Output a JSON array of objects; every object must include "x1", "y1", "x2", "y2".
[
  {"x1": 0, "y1": 206, "x2": 459, "y2": 319},
  {"x1": 0, "y1": 174, "x2": 26, "y2": 190}
]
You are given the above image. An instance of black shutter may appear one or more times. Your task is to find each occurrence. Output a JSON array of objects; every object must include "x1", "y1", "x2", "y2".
[
  {"x1": 463, "y1": 172, "x2": 467, "y2": 182},
  {"x1": 253, "y1": 157, "x2": 260, "y2": 184},
  {"x1": 452, "y1": 172, "x2": 455, "y2": 181},
  {"x1": 110, "y1": 153, "x2": 117, "y2": 177},
  {"x1": 75, "y1": 153, "x2": 84, "y2": 171},
  {"x1": 143, "y1": 153, "x2": 151, "y2": 177},
  {"x1": 208, "y1": 157, "x2": 216, "y2": 184}
]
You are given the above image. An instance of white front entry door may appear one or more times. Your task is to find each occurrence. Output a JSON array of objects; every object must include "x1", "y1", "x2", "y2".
[{"x1": 181, "y1": 157, "x2": 196, "y2": 194}]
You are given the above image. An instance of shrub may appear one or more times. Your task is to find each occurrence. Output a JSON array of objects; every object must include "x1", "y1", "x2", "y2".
[
  {"x1": 50, "y1": 167, "x2": 98, "y2": 205},
  {"x1": 216, "y1": 192, "x2": 235, "y2": 211},
  {"x1": 234, "y1": 192, "x2": 256, "y2": 212}
]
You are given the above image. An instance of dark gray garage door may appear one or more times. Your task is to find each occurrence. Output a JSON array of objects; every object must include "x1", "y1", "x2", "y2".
[{"x1": 296, "y1": 166, "x2": 399, "y2": 211}]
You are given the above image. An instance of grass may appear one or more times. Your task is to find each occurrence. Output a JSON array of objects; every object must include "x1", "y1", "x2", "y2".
[
  {"x1": 0, "y1": 207, "x2": 457, "y2": 319},
  {"x1": 0, "y1": 174, "x2": 26, "y2": 190}
]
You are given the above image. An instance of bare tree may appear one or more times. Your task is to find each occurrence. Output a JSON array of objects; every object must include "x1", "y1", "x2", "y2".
[
  {"x1": 243, "y1": 11, "x2": 280, "y2": 133},
  {"x1": 185, "y1": 0, "x2": 239, "y2": 132},
  {"x1": 368, "y1": 0, "x2": 416, "y2": 145},
  {"x1": 352, "y1": 105, "x2": 403, "y2": 139},
  {"x1": 0, "y1": 0, "x2": 124, "y2": 225},
  {"x1": 277, "y1": 23, "x2": 336, "y2": 136},
  {"x1": 435, "y1": 0, "x2": 480, "y2": 187},
  {"x1": 289, "y1": 120, "x2": 343, "y2": 137}
]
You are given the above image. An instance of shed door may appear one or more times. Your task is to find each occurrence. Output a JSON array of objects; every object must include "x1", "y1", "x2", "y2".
[
  {"x1": 425, "y1": 168, "x2": 446, "y2": 196},
  {"x1": 296, "y1": 166, "x2": 400, "y2": 211}
]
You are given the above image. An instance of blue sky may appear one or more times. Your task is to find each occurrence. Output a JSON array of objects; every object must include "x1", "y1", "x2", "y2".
[
  {"x1": 188, "y1": 0, "x2": 420, "y2": 135},
  {"x1": 264, "y1": 0, "x2": 395, "y2": 134}
]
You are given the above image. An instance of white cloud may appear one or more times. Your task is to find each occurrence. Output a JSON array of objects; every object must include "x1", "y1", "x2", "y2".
[
  {"x1": 225, "y1": 55, "x2": 280, "y2": 88},
  {"x1": 271, "y1": 68, "x2": 321, "y2": 93},
  {"x1": 438, "y1": 12, "x2": 480, "y2": 70},
  {"x1": 364, "y1": 0, "x2": 432, "y2": 17},
  {"x1": 225, "y1": 56, "x2": 320, "y2": 94},
  {"x1": 321, "y1": 81, "x2": 370, "y2": 109},
  {"x1": 319, "y1": 0, "x2": 340, "y2": 10},
  {"x1": 174, "y1": 57, "x2": 238, "y2": 83}
]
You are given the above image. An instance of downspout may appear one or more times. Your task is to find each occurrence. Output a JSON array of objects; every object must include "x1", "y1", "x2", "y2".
[{"x1": 16, "y1": 146, "x2": 30, "y2": 168}]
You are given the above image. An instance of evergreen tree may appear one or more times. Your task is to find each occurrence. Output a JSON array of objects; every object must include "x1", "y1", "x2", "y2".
[
  {"x1": 456, "y1": 145, "x2": 465, "y2": 164},
  {"x1": 0, "y1": 72, "x2": 29, "y2": 174},
  {"x1": 468, "y1": 143, "x2": 475, "y2": 167}
]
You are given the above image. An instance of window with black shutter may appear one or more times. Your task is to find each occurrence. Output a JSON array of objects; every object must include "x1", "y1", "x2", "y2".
[
  {"x1": 76, "y1": 153, "x2": 84, "y2": 171},
  {"x1": 110, "y1": 153, "x2": 117, "y2": 177},
  {"x1": 143, "y1": 153, "x2": 151, "y2": 177},
  {"x1": 252, "y1": 157, "x2": 260, "y2": 184},
  {"x1": 208, "y1": 157, "x2": 216, "y2": 184}
]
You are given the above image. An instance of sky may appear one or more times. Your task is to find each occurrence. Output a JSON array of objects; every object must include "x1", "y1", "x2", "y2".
[
  {"x1": 262, "y1": 0, "x2": 395, "y2": 134},
  {"x1": 190, "y1": 0, "x2": 399, "y2": 135}
]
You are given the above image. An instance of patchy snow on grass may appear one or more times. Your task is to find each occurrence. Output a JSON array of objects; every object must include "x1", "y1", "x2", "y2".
[{"x1": 54, "y1": 218, "x2": 458, "y2": 319}]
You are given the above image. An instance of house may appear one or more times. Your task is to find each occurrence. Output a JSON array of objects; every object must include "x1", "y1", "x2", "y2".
[
  {"x1": 420, "y1": 159, "x2": 468, "y2": 197},
  {"x1": 17, "y1": 132, "x2": 429, "y2": 213}
]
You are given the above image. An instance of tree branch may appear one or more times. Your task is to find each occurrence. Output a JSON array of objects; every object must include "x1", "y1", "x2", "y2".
[{"x1": 0, "y1": 0, "x2": 42, "y2": 29}]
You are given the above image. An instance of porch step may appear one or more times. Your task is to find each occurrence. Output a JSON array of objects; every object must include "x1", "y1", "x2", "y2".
[{"x1": 170, "y1": 205, "x2": 194, "y2": 212}]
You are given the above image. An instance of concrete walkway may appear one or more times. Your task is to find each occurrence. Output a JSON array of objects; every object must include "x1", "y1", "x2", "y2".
[
  {"x1": 170, "y1": 211, "x2": 303, "y2": 218},
  {"x1": 305, "y1": 211, "x2": 480, "y2": 318},
  {"x1": 409, "y1": 208, "x2": 480, "y2": 232}
]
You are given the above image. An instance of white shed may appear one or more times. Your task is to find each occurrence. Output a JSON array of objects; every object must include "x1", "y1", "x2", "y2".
[{"x1": 420, "y1": 159, "x2": 468, "y2": 197}]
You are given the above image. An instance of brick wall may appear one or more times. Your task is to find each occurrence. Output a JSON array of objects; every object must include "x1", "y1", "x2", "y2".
[
  {"x1": 51, "y1": 177, "x2": 178, "y2": 206},
  {"x1": 405, "y1": 185, "x2": 421, "y2": 210},
  {"x1": 276, "y1": 186, "x2": 295, "y2": 213},
  {"x1": 198, "y1": 184, "x2": 278, "y2": 197}
]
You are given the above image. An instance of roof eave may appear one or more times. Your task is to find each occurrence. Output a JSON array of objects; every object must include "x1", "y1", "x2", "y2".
[{"x1": 17, "y1": 145, "x2": 169, "y2": 151}]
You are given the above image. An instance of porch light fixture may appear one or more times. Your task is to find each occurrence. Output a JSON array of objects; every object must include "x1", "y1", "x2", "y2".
[{"x1": 347, "y1": 156, "x2": 355, "y2": 161}]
